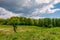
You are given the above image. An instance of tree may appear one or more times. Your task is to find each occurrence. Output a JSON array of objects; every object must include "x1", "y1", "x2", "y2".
[
  {"x1": 0, "y1": 18, "x2": 7, "y2": 25},
  {"x1": 38, "y1": 19, "x2": 43, "y2": 27},
  {"x1": 43, "y1": 18, "x2": 53, "y2": 28},
  {"x1": 52, "y1": 18, "x2": 56, "y2": 27},
  {"x1": 19, "y1": 17, "x2": 26, "y2": 25},
  {"x1": 27, "y1": 18, "x2": 34, "y2": 25},
  {"x1": 33, "y1": 19, "x2": 38, "y2": 26},
  {"x1": 8, "y1": 16, "x2": 20, "y2": 32}
]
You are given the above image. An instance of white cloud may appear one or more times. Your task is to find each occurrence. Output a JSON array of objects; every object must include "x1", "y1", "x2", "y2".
[
  {"x1": 47, "y1": 9, "x2": 60, "y2": 13},
  {"x1": 27, "y1": 16, "x2": 45, "y2": 19},
  {"x1": 35, "y1": 0, "x2": 51, "y2": 4},
  {"x1": 54, "y1": 0, "x2": 60, "y2": 4},
  {"x1": 0, "y1": 7, "x2": 23, "y2": 18},
  {"x1": 31, "y1": 0, "x2": 60, "y2": 16},
  {"x1": 35, "y1": 0, "x2": 60, "y2": 4}
]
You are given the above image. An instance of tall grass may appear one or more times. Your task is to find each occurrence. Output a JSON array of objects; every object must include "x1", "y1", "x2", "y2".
[{"x1": 0, "y1": 25, "x2": 60, "y2": 40}]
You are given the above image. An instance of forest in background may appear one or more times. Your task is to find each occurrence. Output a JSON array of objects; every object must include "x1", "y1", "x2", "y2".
[{"x1": 0, "y1": 16, "x2": 60, "y2": 28}]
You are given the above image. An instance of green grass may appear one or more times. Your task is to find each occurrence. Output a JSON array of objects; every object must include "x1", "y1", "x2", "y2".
[{"x1": 0, "y1": 25, "x2": 60, "y2": 40}]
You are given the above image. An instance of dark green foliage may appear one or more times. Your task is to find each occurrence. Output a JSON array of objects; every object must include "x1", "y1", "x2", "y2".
[
  {"x1": 38, "y1": 19, "x2": 44, "y2": 27},
  {"x1": 0, "y1": 16, "x2": 60, "y2": 27},
  {"x1": 0, "y1": 18, "x2": 7, "y2": 25}
]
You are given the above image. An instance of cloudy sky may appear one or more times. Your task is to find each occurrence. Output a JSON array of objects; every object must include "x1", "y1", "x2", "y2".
[{"x1": 0, "y1": 0, "x2": 60, "y2": 18}]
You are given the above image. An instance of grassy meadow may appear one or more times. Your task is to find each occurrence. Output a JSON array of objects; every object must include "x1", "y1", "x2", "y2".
[{"x1": 0, "y1": 25, "x2": 60, "y2": 40}]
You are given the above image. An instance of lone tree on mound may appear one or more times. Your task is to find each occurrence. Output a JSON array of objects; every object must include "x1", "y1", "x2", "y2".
[{"x1": 8, "y1": 16, "x2": 20, "y2": 32}]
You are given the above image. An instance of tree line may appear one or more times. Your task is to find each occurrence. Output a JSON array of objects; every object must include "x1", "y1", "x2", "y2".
[{"x1": 0, "y1": 16, "x2": 60, "y2": 28}]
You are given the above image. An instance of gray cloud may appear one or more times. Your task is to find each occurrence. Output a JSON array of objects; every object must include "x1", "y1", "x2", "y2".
[
  {"x1": 0, "y1": 0, "x2": 60, "y2": 18},
  {"x1": 0, "y1": 0, "x2": 50, "y2": 12}
]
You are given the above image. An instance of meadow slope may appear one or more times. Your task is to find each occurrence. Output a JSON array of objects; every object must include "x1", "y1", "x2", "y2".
[{"x1": 0, "y1": 25, "x2": 60, "y2": 40}]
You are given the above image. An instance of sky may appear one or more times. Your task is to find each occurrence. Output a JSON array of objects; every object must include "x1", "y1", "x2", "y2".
[{"x1": 0, "y1": 0, "x2": 60, "y2": 19}]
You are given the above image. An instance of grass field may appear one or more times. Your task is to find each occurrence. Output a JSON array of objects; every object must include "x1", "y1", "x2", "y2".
[{"x1": 0, "y1": 25, "x2": 60, "y2": 40}]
